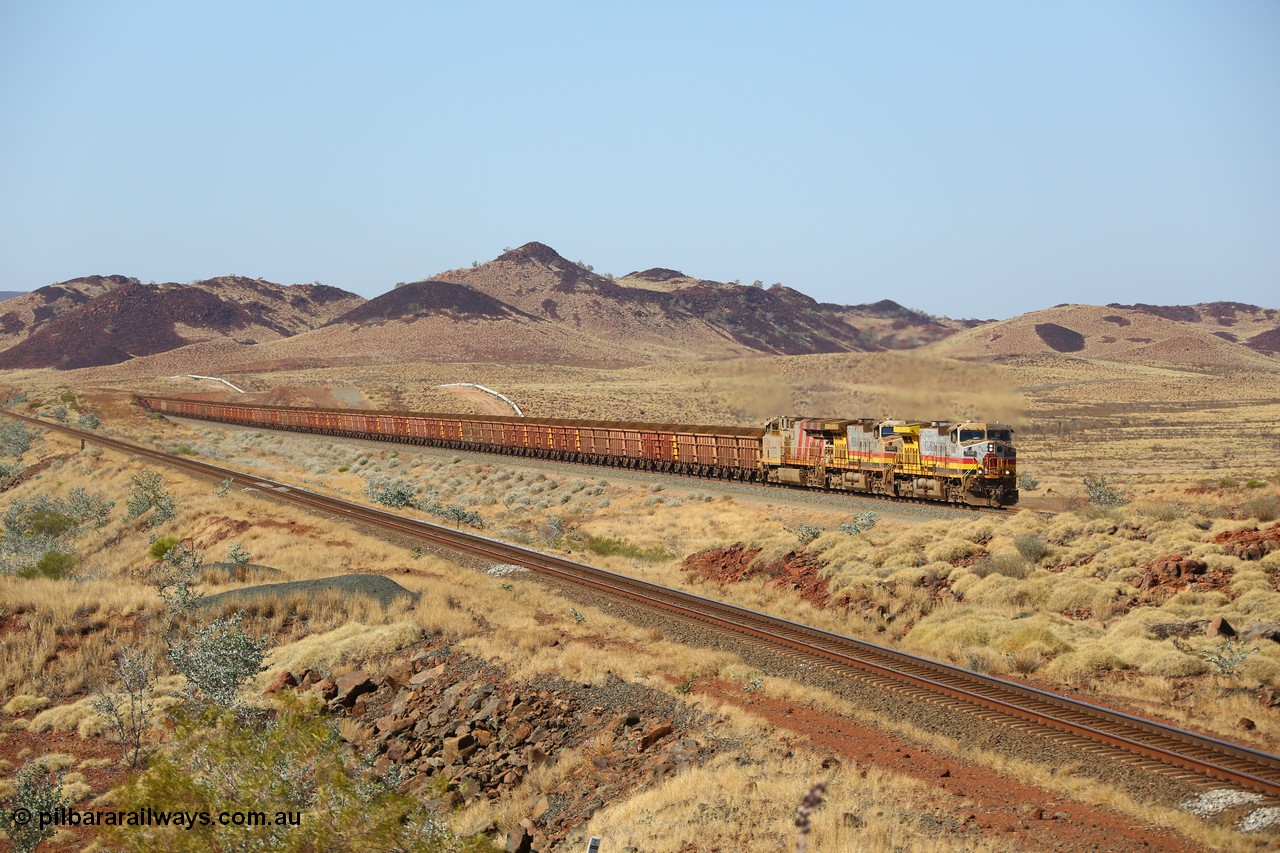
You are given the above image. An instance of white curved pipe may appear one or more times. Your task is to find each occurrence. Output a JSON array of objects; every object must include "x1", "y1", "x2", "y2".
[
  {"x1": 437, "y1": 383, "x2": 523, "y2": 416},
  {"x1": 186, "y1": 374, "x2": 245, "y2": 393}
]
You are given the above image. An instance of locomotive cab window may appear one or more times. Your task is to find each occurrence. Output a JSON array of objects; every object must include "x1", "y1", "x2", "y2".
[
  {"x1": 959, "y1": 428, "x2": 984, "y2": 443},
  {"x1": 988, "y1": 429, "x2": 1012, "y2": 442}
]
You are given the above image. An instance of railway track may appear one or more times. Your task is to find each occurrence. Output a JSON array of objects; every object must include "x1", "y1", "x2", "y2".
[{"x1": 9, "y1": 411, "x2": 1278, "y2": 796}]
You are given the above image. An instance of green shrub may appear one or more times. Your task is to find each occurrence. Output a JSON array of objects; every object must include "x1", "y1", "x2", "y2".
[
  {"x1": 1245, "y1": 479, "x2": 1267, "y2": 489},
  {"x1": 76, "y1": 412, "x2": 101, "y2": 429},
  {"x1": 0, "y1": 759, "x2": 69, "y2": 852},
  {"x1": 63, "y1": 486, "x2": 114, "y2": 528},
  {"x1": 149, "y1": 536, "x2": 181, "y2": 560},
  {"x1": 1017, "y1": 473, "x2": 1040, "y2": 491},
  {"x1": 584, "y1": 536, "x2": 673, "y2": 562},
  {"x1": 364, "y1": 476, "x2": 418, "y2": 508},
  {"x1": 0, "y1": 421, "x2": 33, "y2": 456},
  {"x1": 794, "y1": 524, "x2": 822, "y2": 544},
  {"x1": 1013, "y1": 533, "x2": 1048, "y2": 563},
  {"x1": 125, "y1": 470, "x2": 176, "y2": 527},
  {"x1": 838, "y1": 511, "x2": 879, "y2": 535},
  {"x1": 1188, "y1": 639, "x2": 1259, "y2": 676},
  {"x1": 36, "y1": 550, "x2": 76, "y2": 578},
  {"x1": 227, "y1": 542, "x2": 251, "y2": 567},
  {"x1": 21, "y1": 507, "x2": 78, "y2": 538},
  {"x1": 1083, "y1": 474, "x2": 1130, "y2": 507},
  {"x1": 168, "y1": 612, "x2": 268, "y2": 710},
  {"x1": 101, "y1": 702, "x2": 487, "y2": 852}
]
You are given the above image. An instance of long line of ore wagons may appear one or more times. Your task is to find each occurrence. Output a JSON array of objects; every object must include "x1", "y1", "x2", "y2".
[
  {"x1": 139, "y1": 396, "x2": 763, "y2": 475},
  {"x1": 136, "y1": 396, "x2": 1019, "y2": 506}
]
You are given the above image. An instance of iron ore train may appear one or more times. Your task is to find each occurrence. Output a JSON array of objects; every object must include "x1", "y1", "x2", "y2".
[{"x1": 135, "y1": 396, "x2": 1019, "y2": 507}]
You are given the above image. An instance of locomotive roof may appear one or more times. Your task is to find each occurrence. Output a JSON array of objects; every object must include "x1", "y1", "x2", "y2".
[{"x1": 141, "y1": 396, "x2": 767, "y2": 438}]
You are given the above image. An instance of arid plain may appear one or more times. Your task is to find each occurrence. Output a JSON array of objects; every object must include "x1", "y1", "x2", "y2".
[{"x1": 2, "y1": 245, "x2": 1280, "y2": 851}]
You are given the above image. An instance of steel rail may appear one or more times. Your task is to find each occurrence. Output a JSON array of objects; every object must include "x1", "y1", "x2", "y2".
[{"x1": 8, "y1": 410, "x2": 1276, "y2": 795}]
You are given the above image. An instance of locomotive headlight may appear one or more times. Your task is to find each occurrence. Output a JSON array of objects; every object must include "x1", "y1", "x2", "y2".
[{"x1": 987, "y1": 442, "x2": 994, "y2": 452}]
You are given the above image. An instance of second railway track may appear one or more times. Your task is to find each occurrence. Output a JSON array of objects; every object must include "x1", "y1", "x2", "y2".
[{"x1": 9, "y1": 411, "x2": 1278, "y2": 798}]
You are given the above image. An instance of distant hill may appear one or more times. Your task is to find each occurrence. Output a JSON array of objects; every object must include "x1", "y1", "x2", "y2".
[
  {"x1": 0, "y1": 275, "x2": 134, "y2": 353},
  {"x1": 328, "y1": 280, "x2": 533, "y2": 325},
  {"x1": 431, "y1": 242, "x2": 961, "y2": 358},
  {"x1": 5, "y1": 247, "x2": 1273, "y2": 375},
  {"x1": 0, "y1": 276, "x2": 362, "y2": 370},
  {"x1": 1107, "y1": 301, "x2": 1280, "y2": 355},
  {"x1": 926, "y1": 303, "x2": 1278, "y2": 368},
  {"x1": 0, "y1": 291, "x2": 26, "y2": 302}
]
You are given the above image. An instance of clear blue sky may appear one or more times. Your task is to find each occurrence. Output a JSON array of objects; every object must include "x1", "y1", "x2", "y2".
[{"x1": 1, "y1": 1, "x2": 1276, "y2": 318}]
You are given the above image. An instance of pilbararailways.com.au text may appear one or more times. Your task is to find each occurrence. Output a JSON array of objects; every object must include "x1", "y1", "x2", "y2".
[{"x1": 12, "y1": 806, "x2": 302, "y2": 831}]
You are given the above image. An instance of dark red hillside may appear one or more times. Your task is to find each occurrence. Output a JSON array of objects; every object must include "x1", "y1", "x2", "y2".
[
  {"x1": 0, "y1": 284, "x2": 270, "y2": 370},
  {"x1": 327, "y1": 280, "x2": 534, "y2": 325}
]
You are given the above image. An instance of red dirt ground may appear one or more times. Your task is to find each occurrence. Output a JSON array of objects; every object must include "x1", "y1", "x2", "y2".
[
  {"x1": 684, "y1": 544, "x2": 834, "y2": 608},
  {"x1": 692, "y1": 678, "x2": 1206, "y2": 852}
]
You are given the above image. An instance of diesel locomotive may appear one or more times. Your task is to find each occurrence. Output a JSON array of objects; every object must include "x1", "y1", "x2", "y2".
[{"x1": 135, "y1": 396, "x2": 1018, "y2": 507}]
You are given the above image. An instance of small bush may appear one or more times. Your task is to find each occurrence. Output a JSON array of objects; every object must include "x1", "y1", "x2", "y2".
[
  {"x1": 1242, "y1": 494, "x2": 1280, "y2": 522},
  {"x1": 1245, "y1": 479, "x2": 1267, "y2": 489},
  {"x1": 1013, "y1": 533, "x2": 1048, "y2": 563},
  {"x1": 1188, "y1": 639, "x2": 1259, "y2": 676},
  {"x1": 226, "y1": 542, "x2": 250, "y2": 567},
  {"x1": 168, "y1": 612, "x2": 269, "y2": 710},
  {"x1": 584, "y1": 536, "x2": 673, "y2": 562},
  {"x1": 63, "y1": 487, "x2": 114, "y2": 528},
  {"x1": 1083, "y1": 474, "x2": 1130, "y2": 507},
  {"x1": 3, "y1": 695, "x2": 50, "y2": 715},
  {"x1": 101, "y1": 703, "x2": 464, "y2": 852},
  {"x1": 0, "y1": 759, "x2": 69, "y2": 853},
  {"x1": 1138, "y1": 502, "x2": 1185, "y2": 522},
  {"x1": 1009, "y1": 648, "x2": 1045, "y2": 675},
  {"x1": 125, "y1": 470, "x2": 176, "y2": 527},
  {"x1": 155, "y1": 544, "x2": 205, "y2": 619},
  {"x1": 973, "y1": 551, "x2": 1031, "y2": 579},
  {"x1": 0, "y1": 421, "x2": 33, "y2": 456},
  {"x1": 20, "y1": 507, "x2": 77, "y2": 538},
  {"x1": 1017, "y1": 473, "x2": 1040, "y2": 491},
  {"x1": 794, "y1": 524, "x2": 822, "y2": 544},
  {"x1": 21, "y1": 550, "x2": 77, "y2": 579},
  {"x1": 148, "y1": 536, "x2": 181, "y2": 560},
  {"x1": 1217, "y1": 476, "x2": 1239, "y2": 489},
  {"x1": 92, "y1": 649, "x2": 158, "y2": 768},
  {"x1": 76, "y1": 412, "x2": 101, "y2": 429},
  {"x1": 364, "y1": 476, "x2": 418, "y2": 509},
  {"x1": 839, "y1": 511, "x2": 879, "y2": 535}
]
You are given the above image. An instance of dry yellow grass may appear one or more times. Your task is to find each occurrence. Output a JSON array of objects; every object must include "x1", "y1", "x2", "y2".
[
  {"x1": 2, "y1": 695, "x2": 49, "y2": 714},
  {"x1": 6, "y1": 361, "x2": 1280, "y2": 850}
]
